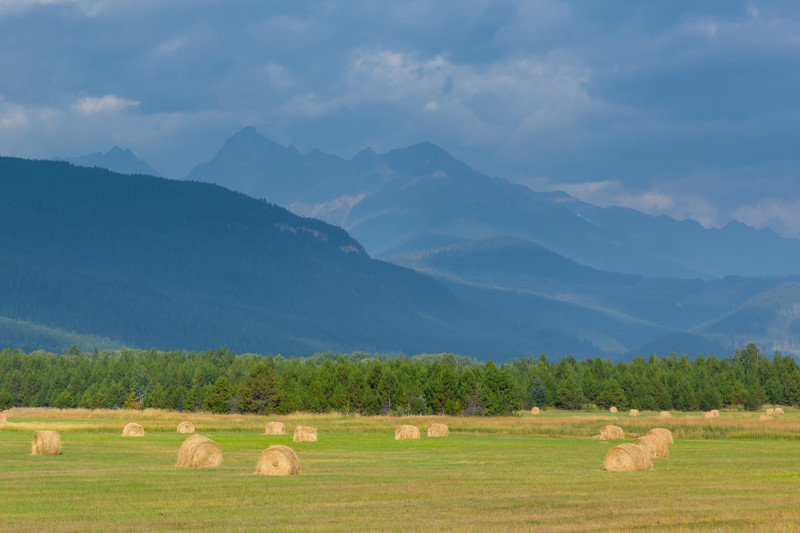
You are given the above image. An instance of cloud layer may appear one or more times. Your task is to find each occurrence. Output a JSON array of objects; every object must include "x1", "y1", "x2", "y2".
[{"x1": 2, "y1": 1, "x2": 800, "y2": 236}]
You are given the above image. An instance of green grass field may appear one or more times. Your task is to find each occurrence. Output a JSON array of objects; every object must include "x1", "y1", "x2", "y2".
[{"x1": 1, "y1": 408, "x2": 799, "y2": 531}]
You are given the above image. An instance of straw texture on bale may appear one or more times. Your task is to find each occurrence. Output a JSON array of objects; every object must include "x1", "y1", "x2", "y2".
[
  {"x1": 427, "y1": 423, "x2": 449, "y2": 437},
  {"x1": 704, "y1": 410, "x2": 720, "y2": 418},
  {"x1": 609, "y1": 406, "x2": 618, "y2": 413},
  {"x1": 766, "y1": 408, "x2": 775, "y2": 416},
  {"x1": 604, "y1": 443, "x2": 653, "y2": 472},
  {"x1": 629, "y1": 409, "x2": 639, "y2": 417},
  {"x1": 293, "y1": 426, "x2": 318, "y2": 442},
  {"x1": 634, "y1": 435, "x2": 669, "y2": 458},
  {"x1": 659, "y1": 411, "x2": 672, "y2": 418},
  {"x1": 598, "y1": 425, "x2": 625, "y2": 440},
  {"x1": 646, "y1": 428, "x2": 674, "y2": 444},
  {"x1": 256, "y1": 445, "x2": 301, "y2": 476},
  {"x1": 122, "y1": 422, "x2": 145, "y2": 437},
  {"x1": 775, "y1": 407, "x2": 784, "y2": 415},
  {"x1": 176, "y1": 434, "x2": 222, "y2": 468},
  {"x1": 31, "y1": 431, "x2": 61, "y2": 456},
  {"x1": 395, "y1": 425, "x2": 421, "y2": 440},
  {"x1": 176, "y1": 421, "x2": 195, "y2": 434},
  {"x1": 0, "y1": 413, "x2": 6, "y2": 425},
  {"x1": 759, "y1": 414, "x2": 773, "y2": 421},
  {"x1": 531, "y1": 407, "x2": 540, "y2": 415},
  {"x1": 265, "y1": 422, "x2": 286, "y2": 435}
]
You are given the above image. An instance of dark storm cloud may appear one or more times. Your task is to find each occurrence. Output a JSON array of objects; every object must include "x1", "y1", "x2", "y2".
[{"x1": 2, "y1": 0, "x2": 800, "y2": 236}]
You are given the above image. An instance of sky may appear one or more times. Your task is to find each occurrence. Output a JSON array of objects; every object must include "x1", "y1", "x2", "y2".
[{"x1": 2, "y1": 0, "x2": 800, "y2": 237}]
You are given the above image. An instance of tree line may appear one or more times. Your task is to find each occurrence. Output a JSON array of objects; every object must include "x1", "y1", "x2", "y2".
[{"x1": 1, "y1": 343, "x2": 799, "y2": 416}]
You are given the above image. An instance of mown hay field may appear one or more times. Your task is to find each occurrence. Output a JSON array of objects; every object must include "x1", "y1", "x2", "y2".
[{"x1": 1, "y1": 408, "x2": 799, "y2": 531}]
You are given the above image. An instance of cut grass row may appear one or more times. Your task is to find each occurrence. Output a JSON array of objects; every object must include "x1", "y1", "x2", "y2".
[{"x1": 4, "y1": 407, "x2": 799, "y2": 439}]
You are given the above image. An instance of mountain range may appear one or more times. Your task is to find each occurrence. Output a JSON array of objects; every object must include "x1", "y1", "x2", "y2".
[
  {"x1": 56, "y1": 146, "x2": 162, "y2": 177},
  {"x1": 186, "y1": 127, "x2": 800, "y2": 279},
  {"x1": 26, "y1": 129, "x2": 800, "y2": 360}
]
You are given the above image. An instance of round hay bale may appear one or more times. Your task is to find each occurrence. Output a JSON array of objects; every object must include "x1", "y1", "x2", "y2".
[
  {"x1": 766, "y1": 408, "x2": 775, "y2": 416},
  {"x1": 759, "y1": 414, "x2": 773, "y2": 421},
  {"x1": 609, "y1": 406, "x2": 618, "y2": 413},
  {"x1": 176, "y1": 434, "x2": 222, "y2": 468},
  {"x1": 629, "y1": 409, "x2": 639, "y2": 417},
  {"x1": 634, "y1": 435, "x2": 669, "y2": 458},
  {"x1": 604, "y1": 443, "x2": 653, "y2": 472},
  {"x1": 122, "y1": 422, "x2": 145, "y2": 437},
  {"x1": 176, "y1": 421, "x2": 195, "y2": 434},
  {"x1": 774, "y1": 407, "x2": 784, "y2": 415},
  {"x1": 31, "y1": 430, "x2": 61, "y2": 456},
  {"x1": 598, "y1": 425, "x2": 625, "y2": 440},
  {"x1": 427, "y1": 423, "x2": 448, "y2": 437},
  {"x1": 531, "y1": 406, "x2": 540, "y2": 415},
  {"x1": 658, "y1": 411, "x2": 672, "y2": 418},
  {"x1": 395, "y1": 425, "x2": 420, "y2": 440},
  {"x1": 256, "y1": 445, "x2": 300, "y2": 476},
  {"x1": 293, "y1": 426, "x2": 317, "y2": 443},
  {"x1": 710, "y1": 409, "x2": 720, "y2": 417},
  {"x1": 704, "y1": 411, "x2": 718, "y2": 419},
  {"x1": 646, "y1": 428, "x2": 674, "y2": 444},
  {"x1": 265, "y1": 422, "x2": 286, "y2": 435}
]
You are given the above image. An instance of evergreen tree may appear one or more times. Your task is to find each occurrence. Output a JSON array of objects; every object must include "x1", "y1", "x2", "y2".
[
  {"x1": 0, "y1": 389, "x2": 12, "y2": 410},
  {"x1": 203, "y1": 376, "x2": 232, "y2": 414},
  {"x1": 555, "y1": 368, "x2": 584, "y2": 410},
  {"x1": 745, "y1": 384, "x2": 767, "y2": 411},
  {"x1": 54, "y1": 390, "x2": 74, "y2": 409},
  {"x1": 238, "y1": 363, "x2": 284, "y2": 414},
  {"x1": 595, "y1": 380, "x2": 626, "y2": 409},
  {"x1": 529, "y1": 377, "x2": 546, "y2": 408}
]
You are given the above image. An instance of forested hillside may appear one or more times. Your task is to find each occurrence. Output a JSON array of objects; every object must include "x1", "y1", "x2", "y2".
[
  {"x1": 1, "y1": 343, "x2": 797, "y2": 415},
  {"x1": 0, "y1": 157, "x2": 505, "y2": 357},
  {"x1": 0, "y1": 156, "x2": 698, "y2": 359}
]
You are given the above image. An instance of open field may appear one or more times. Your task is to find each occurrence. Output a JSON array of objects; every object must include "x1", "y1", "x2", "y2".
[{"x1": 1, "y1": 408, "x2": 799, "y2": 531}]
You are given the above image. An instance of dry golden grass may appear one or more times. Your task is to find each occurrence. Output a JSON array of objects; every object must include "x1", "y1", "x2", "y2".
[
  {"x1": 597, "y1": 425, "x2": 625, "y2": 440},
  {"x1": 395, "y1": 424, "x2": 420, "y2": 440},
  {"x1": 633, "y1": 435, "x2": 669, "y2": 458},
  {"x1": 176, "y1": 421, "x2": 195, "y2": 434},
  {"x1": 427, "y1": 423, "x2": 448, "y2": 437},
  {"x1": 264, "y1": 421, "x2": 286, "y2": 435},
  {"x1": 176, "y1": 434, "x2": 222, "y2": 468},
  {"x1": 603, "y1": 443, "x2": 652, "y2": 472},
  {"x1": 255, "y1": 445, "x2": 300, "y2": 476},
  {"x1": 30, "y1": 430, "x2": 60, "y2": 456},
  {"x1": 4, "y1": 407, "x2": 799, "y2": 441},
  {"x1": 646, "y1": 428, "x2": 674, "y2": 445},
  {"x1": 122, "y1": 422, "x2": 144, "y2": 437},
  {"x1": 293, "y1": 426, "x2": 318, "y2": 442}
]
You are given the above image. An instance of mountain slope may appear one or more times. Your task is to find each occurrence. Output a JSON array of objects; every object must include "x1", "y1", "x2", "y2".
[
  {"x1": 390, "y1": 236, "x2": 794, "y2": 332},
  {"x1": 696, "y1": 282, "x2": 800, "y2": 355}
]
